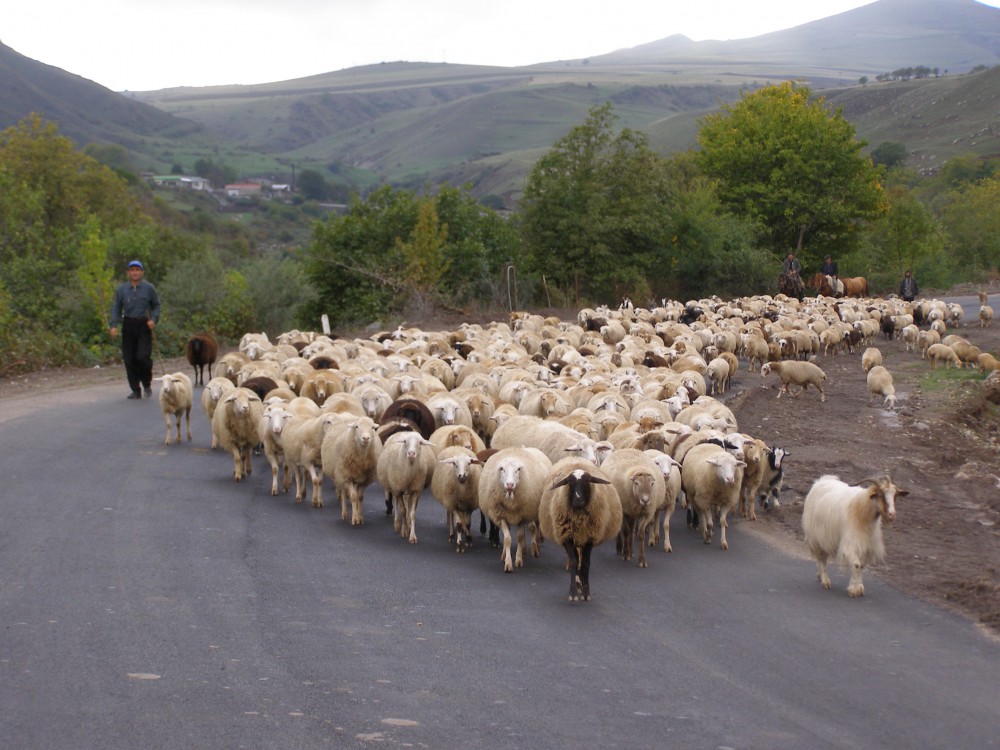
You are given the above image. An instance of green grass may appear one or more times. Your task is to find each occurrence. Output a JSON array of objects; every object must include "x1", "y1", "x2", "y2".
[{"x1": 919, "y1": 366, "x2": 985, "y2": 392}]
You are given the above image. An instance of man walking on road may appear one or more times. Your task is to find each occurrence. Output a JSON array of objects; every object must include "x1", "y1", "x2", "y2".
[{"x1": 109, "y1": 260, "x2": 161, "y2": 399}]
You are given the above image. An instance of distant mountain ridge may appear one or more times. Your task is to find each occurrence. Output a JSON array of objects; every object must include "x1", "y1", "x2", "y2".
[{"x1": 1, "y1": 0, "x2": 998, "y2": 202}]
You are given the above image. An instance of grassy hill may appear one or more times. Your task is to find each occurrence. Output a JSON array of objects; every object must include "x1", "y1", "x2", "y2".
[{"x1": 2, "y1": 0, "x2": 998, "y2": 201}]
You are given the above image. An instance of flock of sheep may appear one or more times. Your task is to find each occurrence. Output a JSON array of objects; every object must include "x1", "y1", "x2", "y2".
[{"x1": 149, "y1": 289, "x2": 996, "y2": 601}]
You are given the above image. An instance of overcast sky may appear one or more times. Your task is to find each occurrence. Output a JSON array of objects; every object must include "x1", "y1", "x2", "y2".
[{"x1": 6, "y1": 0, "x2": 1000, "y2": 92}]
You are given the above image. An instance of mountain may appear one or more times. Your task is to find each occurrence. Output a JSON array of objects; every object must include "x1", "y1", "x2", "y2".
[
  {"x1": 0, "y1": 42, "x2": 201, "y2": 152},
  {"x1": 2, "y1": 0, "x2": 998, "y2": 202}
]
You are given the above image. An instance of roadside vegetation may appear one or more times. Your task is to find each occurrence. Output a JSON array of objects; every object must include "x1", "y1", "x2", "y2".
[{"x1": 2, "y1": 80, "x2": 998, "y2": 373}]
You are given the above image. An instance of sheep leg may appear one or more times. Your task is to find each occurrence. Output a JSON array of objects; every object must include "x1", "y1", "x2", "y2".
[
  {"x1": 447, "y1": 510, "x2": 456, "y2": 543},
  {"x1": 185, "y1": 408, "x2": 191, "y2": 442},
  {"x1": 649, "y1": 510, "x2": 661, "y2": 547},
  {"x1": 308, "y1": 464, "x2": 323, "y2": 508},
  {"x1": 268, "y1": 456, "x2": 280, "y2": 496},
  {"x1": 719, "y1": 508, "x2": 730, "y2": 551},
  {"x1": 292, "y1": 465, "x2": 306, "y2": 503},
  {"x1": 530, "y1": 522, "x2": 542, "y2": 557},
  {"x1": 350, "y1": 484, "x2": 365, "y2": 526},
  {"x1": 281, "y1": 460, "x2": 291, "y2": 494},
  {"x1": 847, "y1": 558, "x2": 866, "y2": 597},
  {"x1": 636, "y1": 518, "x2": 649, "y2": 568},
  {"x1": 514, "y1": 525, "x2": 526, "y2": 568},
  {"x1": 563, "y1": 542, "x2": 582, "y2": 601},
  {"x1": 405, "y1": 493, "x2": 419, "y2": 544},
  {"x1": 174, "y1": 413, "x2": 182, "y2": 444},
  {"x1": 700, "y1": 508, "x2": 714, "y2": 545},
  {"x1": 662, "y1": 512, "x2": 673, "y2": 553},
  {"x1": 500, "y1": 520, "x2": 514, "y2": 573},
  {"x1": 578, "y1": 542, "x2": 594, "y2": 601},
  {"x1": 340, "y1": 487, "x2": 350, "y2": 521},
  {"x1": 163, "y1": 414, "x2": 172, "y2": 445},
  {"x1": 231, "y1": 447, "x2": 244, "y2": 481}
]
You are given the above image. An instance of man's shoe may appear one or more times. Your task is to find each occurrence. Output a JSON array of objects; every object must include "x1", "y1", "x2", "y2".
[
  {"x1": 144, "y1": 386, "x2": 153, "y2": 398},
  {"x1": 127, "y1": 391, "x2": 142, "y2": 400}
]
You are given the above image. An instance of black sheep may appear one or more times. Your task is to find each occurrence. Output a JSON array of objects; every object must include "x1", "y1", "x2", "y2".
[{"x1": 185, "y1": 332, "x2": 218, "y2": 387}]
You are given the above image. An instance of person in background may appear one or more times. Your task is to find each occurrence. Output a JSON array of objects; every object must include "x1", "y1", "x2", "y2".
[
  {"x1": 820, "y1": 254, "x2": 839, "y2": 296},
  {"x1": 898, "y1": 269, "x2": 919, "y2": 302},
  {"x1": 782, "y1": 251, "x2": 804, "y2": 296},
  {"x1": 109, "y1": 260, "x2": 161, "y2": 399}
]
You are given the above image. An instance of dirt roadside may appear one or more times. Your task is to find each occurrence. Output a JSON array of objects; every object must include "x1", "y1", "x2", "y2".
[{"x1": 2, "y1": 300, "x2": 998, "y2": 635}]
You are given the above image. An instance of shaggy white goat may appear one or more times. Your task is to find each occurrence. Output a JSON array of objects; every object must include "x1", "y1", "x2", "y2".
[{"x1": 802, "y1": 474, "x2": 907, "y2": 597}]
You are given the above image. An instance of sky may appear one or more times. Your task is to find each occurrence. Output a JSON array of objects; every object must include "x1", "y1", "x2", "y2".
[{"x1": 5, "y1": 0, "x2": 1000, "y2": 92}]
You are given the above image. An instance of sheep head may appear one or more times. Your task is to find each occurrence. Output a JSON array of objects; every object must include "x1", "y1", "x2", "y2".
[{"x1": 551, "y1": 469, "x2": 612, "y2": 510}]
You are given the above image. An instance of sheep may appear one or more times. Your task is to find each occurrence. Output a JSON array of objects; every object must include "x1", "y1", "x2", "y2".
[
  {"x1": 681, "y1": 442, "x2": 746, "y2": 550},
  {"x1": 978, "y1": 352, "x2": 1000, "y2": 375},
  {"x1": 917, "y1": 329, "x2": 941, "y2": 358},
  {"x1": 949, "y1": 340, "x2": 983, "y2": 369},
  {"x1": 706, "y1": 357, "x2": 730, "y2": 395},
  {"x1": 201, "y1": 376, "x2": 236, "y2": 448},
  {"x1": 430, "y1": 446, "x2": 484, "y2": 552},
  {"x1": 538, "y1": 458, "x2": 623, "y2": 602},
  {"x1": 156, "y1": 372, "x2": 193, "y2": 445},
  {"x1": 900, "y1": 324, "x2": 919, "y2": 353},
  {"x1": 425, "y1": 392, "x2": 475, "y2": 430},
  {"x1": 643, "y1": 451, "x2": 684, "y2": 553},
  {"x1": 801, "y1": 474, "x2": 907, "y2": 597},
  {"x1": 429, "y1": 424, "x2": 487, "y2": 456},
  {"x1": 601, "y1": 449, "x2": 665, "y2": 568},
  {"x1": 184, "y1": 332, "x2": 218, "y2": 387},
  {"x1": 380, "y1": 397, "x2": 436, "y2": 440},
  {"x1": 866, "y1": 365, "x2": 897, "y2": 408},
  {"x1": 760, "y1": 361, "x2": 827, "y2": 402},
  {"x1": 216, "y1": 351, "x2": 251, "y2": 384},
  {"x1": 737, "y1": 437, "x2": 768, "y2": 521},
  {"x1": 377, "y1": 430, "x2": 437, "y2": 543},
  {"x1": 321, "y1": 415, "x2": 382, "y2": 525},
  {"x1": 860, "y1": 347, "x2": 882, "y2": 374},
  {"x1": 258, "y1": 403, "x2": 295, "y2": 495},
  {"x1": 492, "y1": 415, "x2": 604, "y2": 466},
  {"x1": 281, "y1": 412, "x2": 341, "y2": 507},
  {"x1": 478, "y1": 447, "x2": 553, "y2": 573},
  {"x1": 211, "y1": 387, "x2": 265, "y2": 481},
  {"x1": 980, "y1": 304, "x2": 994, "y2": 328},
  {"x1": 926, "y1": 343, "x2": 961, "y2": 369}
]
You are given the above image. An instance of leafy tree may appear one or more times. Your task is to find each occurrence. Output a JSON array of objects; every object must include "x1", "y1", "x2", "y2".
[
  {"x1": 297, "y1": 169, "x2": 330, "y2": 202},
  {"x1": 695, "y1": 82, "x2": 886, "y2": 270},
  {"x1": 870, "y1": 141, "x2": 908, "y2": 169},
  {"x1": 940, "y1": 176, "x2": 1000, "y2": 273},
  {"x1": 396, "y1": 200, "x2": 450, "y2": 305},
  {"x1": 520, "y1": 103, "x2": 675, "y2": 303}
]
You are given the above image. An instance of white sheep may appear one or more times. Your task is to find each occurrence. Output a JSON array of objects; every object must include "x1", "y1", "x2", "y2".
[
  {"x1": 926, "y1": 343, "x2": 961, "y2": 369},
  {"x1": 980, "y1": 304, "x2": 994, "y2": 328},
  {"x1": 760, "y1": 360, "x2": 827, "y2": 402},
  {"x1": 900, "y1": 324, "x2": 920, "y2": 353},
  {"x1": 377, "y1": 430, "x2": 437, "y2": 543},
  {"x1": 425, "y1": 392, "x2": 475, "y2": 431},
  {"x1": 477, "y1": 447, "x2": 553, "y2": 573},
  {"x1": 211, "y1": 386, "x2": 264, "y2": 481},
  {"x1": 681, "y1": 442, "x2": 746, "y2": 550},
  {"x1": 281, "y1": 411, "x2": 341, "y2": 507},
  {"x1": 321, "y1": 415, "x2": 382, "y2": 525},
  {"x1": 706, "y1": 356, "x2": 730, "y2": 395},
  {"x1": 860, "y1": 347, "x2": 882, "y2": 374},
  {"x1": 538, "y1": 458, "x2": 623, "y2": 601},
  {"x1": 866, "y1": 365, "x2": 896, "y2": 408},
  {"x1": 601, "y1": 448, "x2": 665, "y2": 568},
  {"x1": 802, "y1": 474, "x2": 907, "y2": 597},
  {"x1": 200, "y1": 376, "x2": 236, "y2": 447},
  {"x1": 430, "y1": 446, "x2": 484, "y2": 552},
  {"x1": 258, "y1": 403, "x2": 295, "y2": 495},
  {"x1": 156, "y1": 372, "x2": 193, "y2": 445},
  {"x1": 643, "y1": 451, "x2": 684, "y2": 553}
]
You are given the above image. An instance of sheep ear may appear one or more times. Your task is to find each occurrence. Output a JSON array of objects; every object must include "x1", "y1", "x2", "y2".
[
  {"x1": 895, "y1": 488, "x2": 909, "y2": 497},
  {"x1": 550, "y1": 475, "x2": 572, "y2": 490},
  {"x1": 585, "y1": 474, "x2": 612, "y2": 485}
]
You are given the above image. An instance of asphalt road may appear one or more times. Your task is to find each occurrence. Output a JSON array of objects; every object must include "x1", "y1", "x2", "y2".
[{"x1": 1, "y1": 381, "x2": 998, "y2": 749}]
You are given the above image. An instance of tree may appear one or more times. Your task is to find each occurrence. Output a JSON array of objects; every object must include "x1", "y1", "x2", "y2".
[
  {"x1": 870, "y1": 141, "x2": 908, "y2": 169},
  {"x1": 695, "y1": 82, "x2": 886, "y2": 269},
  {"x1": 940, "y1": 176, "x2": 1000, "y2": 273},
  {"x1": 297, "y1": 169, "x2": 330, "y2": 202},
  {"x1": 520, "y1": 103, "x2": 674, "y2": 303}
]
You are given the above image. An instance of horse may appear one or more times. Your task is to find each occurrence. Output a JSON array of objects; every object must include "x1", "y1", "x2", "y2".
[
  {"x1": 778, "y1": 272, "x2": 804, "y2": 301},
  {"x1": 806, "y1": 272, "x2": 842, "y2": 297},
  {"x1": 840, "y1": 276, "x2": 869, "y2": 297}
]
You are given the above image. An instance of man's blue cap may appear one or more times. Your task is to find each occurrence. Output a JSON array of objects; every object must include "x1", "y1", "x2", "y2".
[{"x1": 127, "y1": 260, "x2": 143, "y2": 269}]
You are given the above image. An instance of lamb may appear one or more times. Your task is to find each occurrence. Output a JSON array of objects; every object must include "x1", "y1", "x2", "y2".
[
  {"x1": 216, "y1": 351, "x2": 251, "y2": 384},
  {"x1": 538, "y1": 458, "x2": 623, "y2": 601},
  {"x1": 737, "y1": 437, "x2": 768, "y2": 521},
  {"x1": 430, "y1": 446, "x2": 484, "y2": 552},
  {"x1": 156, "y1": 372, "x2": 193, "y2": 445},
  {"x1": 478, "y1": 447, "x2": 553, "y2": 573},
  {"x1": 681, "y1": 442, "x2": 746, "y2": 550},
  {"x1": 860, "y1": 347, "x2": 882, "y2": 374},
  {"x1": 801, "y1": 474, "x2": 907, "y2": 597},
  {"x1": 757, "y1": 445, "x2": 790, "y2": 510},
  {"x1": 900, "y1": 324, "x2": 919, "y2": 353},
  {"x1": 429, "y1": 424, "x2": 487, "y2": 455},
  {"x1": 201, "y1": 376, "x2": 236, "y2": 447},
  {"x1": 643, "y1": 451, "x2": 684, "y2": 553},
  {"x1": 925, "y1": 343, "x2": 961, "y2": 369},
  {"x1": 258, "y1": 403, "x2": 295, "y2": 495},
  {"x1": 866, "y1": 365, "x2": 897, "y2": 408},
  {"x1": 917, "y1": 329, "x2": 941, "y2": 358},
  {"x1": 949, "y1": 340, "x2": 983, "y2": 369},
  {"x1": 321, "y1": 415, "x2": 382, "y2": 525},
  {"x1": 760, "y1": 360, "x2": 826, "y2": 402},
  {"x1": 377, "y1": 430, "x2": 437, "y2": 543},
  {"x1": 211, "y1": 386, "x2": 265, "y2": 481},
  {"x1": 980, "y1": 304, "x2": 994, "y2": 328},
  {"x1": 978, "y1": 352, "x2": 1000, "y2": 375},
  {"x1": 601, "y1": 449, "x2": 665, "y2": 568},
  {"x1": 281, "y1": 411, "x2": 341, "y2": 507},
  {"x1": 706, "y1": 357, "x2": 730, "y2": 396},
  {"x1": 184, "y1": 332, "x2": 218, "y2": 387}
]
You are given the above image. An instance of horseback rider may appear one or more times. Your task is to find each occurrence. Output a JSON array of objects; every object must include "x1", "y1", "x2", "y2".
[
  {"x1": 820, "y1": 254, "x2": 840, "y2": 297},
  {"x1": 782, "y1": 252, "x2": 804, "y2": 297}
]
